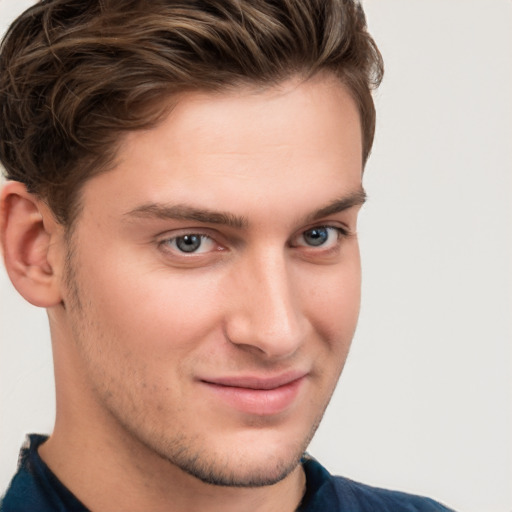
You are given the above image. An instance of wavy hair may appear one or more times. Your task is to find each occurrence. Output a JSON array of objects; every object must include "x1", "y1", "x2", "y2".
[{"x1": 0, "y1": 0, "x2": 383, "y2": 225}]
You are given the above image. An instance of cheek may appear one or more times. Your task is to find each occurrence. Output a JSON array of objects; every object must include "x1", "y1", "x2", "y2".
[
  {"x1": 314, "y1": 264, "x2": 361, "y2": 383},
  {"x1": 299, "y1": 257, "x2": 361, "y2": 343},
  {"x1": 80, "y1": 259, "x2": 225, "y2": 358},
  {"x1": 65, "y1": 262, "x2": 226, "y2": 413}
]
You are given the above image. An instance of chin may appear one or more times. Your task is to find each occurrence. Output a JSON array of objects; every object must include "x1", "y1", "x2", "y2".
[
  {"x1": 171, "y1": 446, "x2": 304, "y2": 488},
  {"x1": 143, "y1": 424, "x2": 310, "y2": 488}
]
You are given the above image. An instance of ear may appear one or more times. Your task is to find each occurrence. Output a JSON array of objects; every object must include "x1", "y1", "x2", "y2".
[{"x1": 1, "y1": 181, "x2": 64, "y2": 307}]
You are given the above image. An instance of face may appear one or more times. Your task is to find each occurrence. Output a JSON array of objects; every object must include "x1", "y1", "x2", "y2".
[{"x1": 57, "y1": 74, "x2": 364, "y2": 487}]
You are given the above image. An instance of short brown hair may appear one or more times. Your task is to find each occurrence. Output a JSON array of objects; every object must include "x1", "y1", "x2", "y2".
[{"x1": 0, "y1": 0, "x2": 383, "y2": 225}]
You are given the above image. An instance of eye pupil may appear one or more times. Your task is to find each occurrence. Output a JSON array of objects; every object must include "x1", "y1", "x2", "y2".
[
  {"x1": 304, "y1": 228, "x2": 328, "y2": 246},
  {"x1": 176, "y1": 235, "x2": 202, "y2": 253}
]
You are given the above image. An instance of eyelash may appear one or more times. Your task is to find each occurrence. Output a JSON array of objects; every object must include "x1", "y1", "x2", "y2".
[
  {"x1": 158, "y1": 233, "x2": 219, "y2": 255},
  {"x1": 292, "y1": 225, "x2": 349, "y2": 250},
  {"x1": 157, "y1": 224, "x2": 350, "y2": 258}
]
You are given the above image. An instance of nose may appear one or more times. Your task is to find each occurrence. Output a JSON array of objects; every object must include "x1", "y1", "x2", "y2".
[{"x1": 224, "y1": 248, "x2": 307, "y2": 360}]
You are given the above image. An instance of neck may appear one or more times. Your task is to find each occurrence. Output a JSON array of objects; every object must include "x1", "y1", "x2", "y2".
[{"x1": 39, "y1": 425, "x2": 306, "y2": 512}]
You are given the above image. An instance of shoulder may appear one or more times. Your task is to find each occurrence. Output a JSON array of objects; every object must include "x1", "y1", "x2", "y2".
[
  {"x1": 1, "y1": 435, "x2": 48, "y2": 512},
  {"x1": 330, "y1": 475, "x2": 455, "y2": 512},
  {"x1": 301, "y1": 456, "x2": 455, "y2": 512},
  {"x1": 1, "y1": 434, "x2": 88, "y2": 512}
]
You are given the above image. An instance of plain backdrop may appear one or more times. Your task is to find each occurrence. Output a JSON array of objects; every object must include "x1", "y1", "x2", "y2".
[{"x1": 0, "y1": 1, "x2": 511, "y2": 511}]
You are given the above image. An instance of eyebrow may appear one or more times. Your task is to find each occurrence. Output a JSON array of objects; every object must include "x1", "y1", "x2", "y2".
[
  {"x1": 304, "y1": 188, "x2": 367, "y2": 223},
  {"x1": 125, "y1": 203, "x2": 249, "y2": 229},
  {"x1": 124, "y1": 188, "x2": 366, "y2": 229}
]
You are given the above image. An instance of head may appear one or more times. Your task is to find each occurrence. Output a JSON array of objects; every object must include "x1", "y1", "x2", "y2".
[{"x1": 0, "y1": 0, "x2": 382, "y2": 492}]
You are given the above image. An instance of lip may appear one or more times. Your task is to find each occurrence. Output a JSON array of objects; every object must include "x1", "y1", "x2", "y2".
[{"x1": 199, "y1": 371, "x2": 308, "y2": 416}]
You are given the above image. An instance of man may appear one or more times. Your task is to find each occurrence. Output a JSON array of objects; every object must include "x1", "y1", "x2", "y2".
[{"x1": 0, "y1": 1, "x2": 454, "y2": 510}]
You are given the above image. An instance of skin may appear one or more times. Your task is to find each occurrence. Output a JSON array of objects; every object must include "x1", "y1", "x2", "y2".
[{"x1": 1, "y1": 73, "x2": 364, "y2": 512}]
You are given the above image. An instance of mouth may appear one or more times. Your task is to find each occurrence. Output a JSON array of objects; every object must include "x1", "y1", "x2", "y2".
[{"x1": 199, "y1": 371, "x2": 308, "y2": 416}]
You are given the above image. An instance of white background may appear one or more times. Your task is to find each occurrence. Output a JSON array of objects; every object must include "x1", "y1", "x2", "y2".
[{"x1": 1, "y1": 1, "x2": 511, "y2": 511}]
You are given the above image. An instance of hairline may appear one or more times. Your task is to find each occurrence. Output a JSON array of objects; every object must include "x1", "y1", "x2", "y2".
[{"x1": 61, "y1": 70, "x2": 365, "y2": 236}]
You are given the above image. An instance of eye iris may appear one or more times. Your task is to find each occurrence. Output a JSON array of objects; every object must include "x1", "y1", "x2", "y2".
[
  {"x1": 176, "y1": 235, "x2": 202, "y2": 253},
  {"x1": 304, "y1": 228, "x2": 328, "y2": 246}
]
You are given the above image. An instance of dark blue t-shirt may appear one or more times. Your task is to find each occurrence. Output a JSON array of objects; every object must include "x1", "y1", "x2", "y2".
[{"x1": 1, "y1": 435, "x2": 455, "y2": 511}]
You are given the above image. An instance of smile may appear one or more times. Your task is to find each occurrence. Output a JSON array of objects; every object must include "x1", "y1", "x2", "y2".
[{"x1": 199, "y1": 372, "x2": 308, "y2": 416}]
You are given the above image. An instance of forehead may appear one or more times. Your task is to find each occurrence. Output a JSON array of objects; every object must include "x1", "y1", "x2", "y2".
[
  {"x1": 77, "y1": 75, "x2": 363, "y2": 225},
  {"x1": 120, "y1": 74, "x2": 360, "y2": 147}
]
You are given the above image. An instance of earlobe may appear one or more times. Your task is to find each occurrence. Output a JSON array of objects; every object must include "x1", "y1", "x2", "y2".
[{"x1": 1, "y1": 181, "x2": 64, "y2": 308}]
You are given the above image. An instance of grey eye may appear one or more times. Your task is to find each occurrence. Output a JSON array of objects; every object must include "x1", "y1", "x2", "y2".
[
  {"x1": 302, "y1": 227, "x2": 329, "y2": 246},
  {"x1": 175, "y1": 235, "x2": 203, "y2": 252}
]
